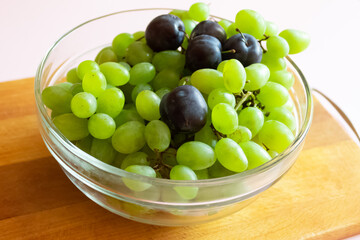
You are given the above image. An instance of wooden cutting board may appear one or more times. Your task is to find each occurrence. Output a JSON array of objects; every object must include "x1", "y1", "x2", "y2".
[{"x1": 1, "y1": 78, "x2": 360, "y2": 240}]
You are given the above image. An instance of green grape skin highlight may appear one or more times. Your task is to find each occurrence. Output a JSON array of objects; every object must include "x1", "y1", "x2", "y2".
[
  {"x1": 76, "y1": 60, "x2": 100, "y2": 80},
  {"x1": 144, "y1": 120, "x2": 171, "y2": 152},
  {"x1": 135, "y1": 90, "x2": 161, "y2": 121},
  {"x1": 279, "y1": 29, "x2": 310, "y2": 54},
  {"x1": 239, "y1": 141, "x2": 271, "y2": 170},
  {"x1": 235, "y1": 9, "x2": 266, "y2": 39},
  {"x1": 190, "y1": 69, "x2": 224, "y2": 94},
  {"x1": 244, "y1": 63, "x2": 270, "y2": 91},
  {"x1": 268, "y1": 70, "x2": 295, "y2": 90},
  {"x1": 223, "y1": 59, "x2": 246, "y2": 93},
  {"x1": 170, "y1": 165, "x2": 198, "y2": 200},
  {"x1": 266, "y1": 35, "x2": 290, "y2": 58},
  {"x1": 88, "y1": 113, "x2": 116, "y2": 139},
  {"x1": 215, "y1": 138, "x2": 248, "y2": 172},
  {"x1": 188, "y1": 2, "x2": 209, "y2": 22},
  {"x1": 212, "y1": 103, "x2": 238, "y2": 135},
  {"x1": 264, "y1": 21, "x2": 279, "y2": 36},
  {"x1": 112, "y1": 121, "x2": 146, "y2": 154},
  {"x1": 257, "y1": 81, "x2": 289, "y2": 108},
  {"x1": 82, "y1": 71, "x2": 107, "y2": 97},
  {"x1": 70, "y1": 92, "x2": 97, "y2": 118},
  {"x1": 99, "y1": 62, "x2": 130, "y2": 86},
  {"x1": 176, "y1": 141, "x2": 216, "y2": 170},
  {"x1": 123, "y1": 165, "x2": 156, "y2": 192},
  {"x1": 258, "y1": 120, "x2": 295, "y2": 153},
  {"x1": 238, "y1": 107, "x2": 264, "y2": 137},
  {"x1": 97, "y1": 88, "x2": 125, "y2": 118},
  {"x1": 53, "y1": 113, "x2": 89, "y2": 141}
]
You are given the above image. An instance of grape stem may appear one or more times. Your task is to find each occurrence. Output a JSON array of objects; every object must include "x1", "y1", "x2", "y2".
[
  {"x1": 210, "y1": 123, "x2": 226, "y2": 140},
  {"x1": 258, "y1": 34, "x2": 270, "y2": 53},
  {"x1": 235, "y1": 28, "x2": 248, "y2": 46},
  {"x1": 221, "y1": 49, "x2": 236, "y2": 54},
  {"x1": 235, "y1": 91, "x2": 253, "y2": 111}
]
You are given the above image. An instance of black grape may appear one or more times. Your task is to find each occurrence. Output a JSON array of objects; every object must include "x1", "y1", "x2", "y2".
[{"x1": 190, "y1": 20, "x2": 227, "y2": 45}]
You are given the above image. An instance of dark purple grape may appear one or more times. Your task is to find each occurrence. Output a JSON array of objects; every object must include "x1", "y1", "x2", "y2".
[
  {"x1": 222, "y1": 33, "x2": 262, "y2": 67},
  {"x1": 145, "y1": 14, "x2": 185, "y2": 52},
  {"x1": 160, "y1": 85, "x2": 208, "y2": 133},
  {"x1": 186, "y1": 35, "x2": 222, "y2": 72},
  {"x1": 190, "y1": 20, "x2": 227, "y2": 45}
]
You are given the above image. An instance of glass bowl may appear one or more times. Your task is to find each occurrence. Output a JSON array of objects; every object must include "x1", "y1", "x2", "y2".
[{"x1": 34, "y1": 8, "x2": 313, "y2": 226}]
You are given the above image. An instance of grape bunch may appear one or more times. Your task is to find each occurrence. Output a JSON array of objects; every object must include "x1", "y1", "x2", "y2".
[{"x1": 41, "y1": 2, "x2": 310, "y2": 199}]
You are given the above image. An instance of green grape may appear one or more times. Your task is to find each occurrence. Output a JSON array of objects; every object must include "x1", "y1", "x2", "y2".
[
  {"x1": 223, "y1": 59, "x2": 246, "y2": 93},
  {"x1": 75, "y1": 135, "x2": 93, "y2": 154},
  {"x1": 112, "y1": 33, "x2": 134, "y2": 58},
  {"x1": 123, "y1": 165, "x2": 156, "y2": 192},
  {"x1": 133, "y1": 185, "x2": 161, "y2": 202},
  {"x1": 112, "y1": 152, "x2": 127, "y2": 168},
  {"x1": 181, "y1": 37, "x2": 189, "y2": 49},
  {"x1": 217, "y1": 60, "x2": 229, "y2": 72},
  {"x1": 152, "y1": 68, "x2": 180, "y2": 91},
  {"x1": 267, "y1": 149, "x2": 278, "y2": 158},
  {"x1": 161, "y1": 148, "x2": 178, "y2": 167},
  {"x1": 119, "y1": 83, "x2": 134, "y2": 104},
  {"x1": 266, "y1": 35, "x2": 290, "y2": 58},
  {"x1": 129, "y1": 62, "x2": 156, "y2": 85},
  {"x1": 182, "y1": 19, "x2": 197, "y2": 36},
  {"x1": 215, "y1": 138, "x2": 248, "y2": 172},
  {"x1": 266, "y1": 106, "x2": 296, "y2": 131},
  {"x1": 228, "y1": 126, "x2": 252, "y2": 144},
  {"x1": 194, "y1": 169, "x2": 209, "y2": 180},
  {"x1": 170, "y1": 165, "x2": 198, "y2": 200},
  {"x1": 90, "y1": 138, "x2": 117, "y2": 164},
  {"x1": 194, "y1": 121, "x2": 218, "y2": 148},
  {"x1": 41, "y1": 85, "x2": 72, "y2": 113},
  {"x1": 133, "y1": 31, "x2": 145, "y2": 41},
  {"x1": 176, "y1": 141, "x2": 216, "y2": 170},
  {"x1": 95, "y1": 46, "x2": 118, "y2": 65},
  {"x1": 82, "y1": 71, "x2": 107, "y2": 97},
  {"x1": 152, "y1": 50, "x2": 185, "y2": 73},
  {"x1": 144, "y1": 120, "x2": 171, "y2": 152},
  {"x1": 97, "y1": 88, "x2": 125, "y2": 118},
  {"x1": 268, "y1": 69, "x2": 295, "y2": 90},
  {"x1": 112, "y1": 121, "x2": 146, "y2": 154},
  {"x1": 208, "y1": 160, "x2": 236, "y2": 178},
  {"x1": 113, "y1": 108, "x2": 144, "y2": 127},
  {"x1": 135, "y1": 90, "x2": 161, "y2": 121},
  {"x1": 261, "y1": 52, "x2": 286, "y2": 71},
  {"x1": 118, "y1": 61, "x2": 131, "y2": 71},
  {"x1": 121, "y1": 152, "x2": 149, "y2": 169},
  {"x1": 76, "y1": 60, "x2": 100, "y2": 80},
  {"x1": 226, "y1": 22, "x2": 238, "y2": 38},
  {"x1": 99, "y1": 62, "x2": 130, "y2": 86},
  {"x1": 235, "y1": 9, "x2": 266, "y2": 39},
  {"x1": 57, "y1": 82, "x2": 73, "y2": 91},
  {"x1": 212, "y1": 103, "x2": 238, "y2": 134},
  {"x1": 279, "y1": 29, "x2": 310, "y2": 54},
  {"x1": 188, "y1": 2, "x2": 209, "y2": 22},
  {"x1": 88, "y1": 113, "x2": 116, "y2": 139},
  {"x1": 258, "y1": 120, "x2": 295, "y2": 152},
  {"x1": 70, "y1": 92, "x2": 97, "y2": 118},
  {"x1": 66, "y1": 68, "x2": 81, "y2": 83},
  {"x1": 155, "y1": 87, "x2": 171, "y2": 99},
  {"x1": 126, "y1": 41, "x2": 154, "y2": 66},
  {"x1": 264, "y1": 21, "x2": 279, "y2": 36},
  {"x1": 53, "y1": 113, "x2": 89, "y2": 141},
  {"x1": 190, "y1": 69, "x2": 224, "y2": 94},
  {"x1": 283, "y1": 96, "x2": 294, "y2": 112},
  {"x1": 218, "y1": 19, "x2": 232, "y2": 32},
  {"x1": 244, "y1": 63, "x2": 270, "y2": 91},
  {"x1": 239, "y1": 141, "x2": 271, "y2": 170},
  {"x1": 169, "y1": 9, "x2": 188, "y2": 19},
  {"x1": 257, "y1": 82, "x2": 289, "y2": 108},
  {"x1": 131, "y1": 83, "x2": 153, "y2": 102},
  {"x1": 238, "y1": 107, "x2": 264, "y2": 137},
  {"x1": 207, "y1": 88, "x2": 235, "y2": 110},
  {"x1": 69, "y1": 83, "x2": 83, "y2": 96}
]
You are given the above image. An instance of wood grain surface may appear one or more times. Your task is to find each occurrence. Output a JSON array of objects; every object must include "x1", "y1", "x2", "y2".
[{"x1": 1, "y1": 78, "x2": 360, "y2": 240}]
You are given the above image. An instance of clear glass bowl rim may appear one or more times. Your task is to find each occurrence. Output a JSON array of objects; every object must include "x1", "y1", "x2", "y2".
[{"x1": 34, "y1": 8, "x2": 313, "y2": 187}]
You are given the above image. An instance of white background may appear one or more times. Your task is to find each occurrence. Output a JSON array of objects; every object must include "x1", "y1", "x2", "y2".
[{"x1": 1, "y1": 0, "x2": 360, "y2": 238}]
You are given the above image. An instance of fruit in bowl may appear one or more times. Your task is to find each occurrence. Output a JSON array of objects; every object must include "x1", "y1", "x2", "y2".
[{"x1": 35, "y1": 2, "x2": 312, "y2": 226}]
